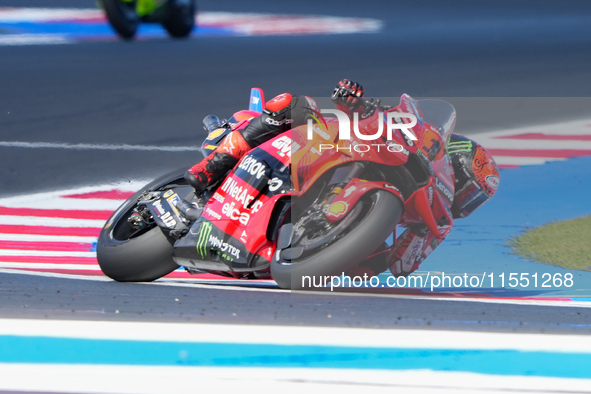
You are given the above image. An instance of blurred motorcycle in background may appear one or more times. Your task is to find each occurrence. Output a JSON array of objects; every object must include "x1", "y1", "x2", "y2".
[{"x1": 98, "y1": 0, "x2": 196, "y2": 40}]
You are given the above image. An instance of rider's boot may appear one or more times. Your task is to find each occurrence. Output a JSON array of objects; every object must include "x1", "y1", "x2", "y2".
[{"x1": 184, "y1": 130, "x2": 252, "y2": 197}]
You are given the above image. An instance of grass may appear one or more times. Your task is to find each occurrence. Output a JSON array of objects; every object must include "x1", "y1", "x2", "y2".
[{"x1": 508, "y1": 215, "x2": 591, "y2": 270}]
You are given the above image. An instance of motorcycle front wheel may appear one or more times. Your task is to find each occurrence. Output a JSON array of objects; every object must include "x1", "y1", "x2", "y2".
[
  {"x1": 97, "y1": 167, "x2": 193, "y2": 282},
  {"x1": 101, "y1": 0, "x2": 139, "y2": 40},
  {"x1": 271, "y1": 190, "x2": 403, "y2": 290}
]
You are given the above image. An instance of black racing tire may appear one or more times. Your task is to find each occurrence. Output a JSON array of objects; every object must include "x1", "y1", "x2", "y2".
[
  {"x1": 97, "y1": 166, "x2": 191, "y2": 282},
  {"x1": 101, "y1": 0, "x2": 139, "y2": 40},
  {"x1": 98, "y1": 225, "x2": 178, "y2": 282},
  {"x1": 271, "y1": 190, "x2": 403, "y2": 290},
  {"x1": 162, "y1": 0, "x2": 196, "y2": 38}
]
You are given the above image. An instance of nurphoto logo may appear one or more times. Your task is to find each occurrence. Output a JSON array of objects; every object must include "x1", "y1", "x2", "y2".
[{"x1": 304, "y1": 108, "x2": 419, "y2": 153}]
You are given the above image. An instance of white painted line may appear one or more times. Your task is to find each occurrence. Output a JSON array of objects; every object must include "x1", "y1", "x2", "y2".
[
  {"x1": 0, "y1": 34, "x2": 70, "y2": 46},
  {"x1": 0, "y1": 215, "x2": 104, "y2": 228},
  {"x1": 0, "y1": 181, "x2": 145, "y2": 204},
  {"x1": 0, "y1": 8, "x2": 101, "y2": 22},
  {"x1": 0, "y1": 203, "x2": 122, "y2": 212},
  {"x1": 0, "y1": 250, "x2": 96, "y2": 257},
  {"x1": 0, "y1": 364, "x2": 590, "y2": 394},
  {"x1": 0, "y1": 183, "x2": 139, "y2": 210},
  {"x1": 0, "y1": 233, "x2": 98, "y2": 243},
  {"x1": 0, "y1": 141, "x2": 200, "y2": 152},
  {"x1": 0, "y1": 198, "x2": 125, "y2": 212},
  {"x1": 2, "y1": 318, "x2": 591, "y2": 352}
]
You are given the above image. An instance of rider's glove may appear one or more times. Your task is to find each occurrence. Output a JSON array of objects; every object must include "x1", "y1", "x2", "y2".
[{"x1": 332, "y1": 79, "x2": 364, "y2": 110}]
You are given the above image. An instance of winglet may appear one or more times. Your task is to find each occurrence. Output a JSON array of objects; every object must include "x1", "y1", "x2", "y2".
[{"x1": 249, "y1": 88, "x2": 265, "y2": 113}]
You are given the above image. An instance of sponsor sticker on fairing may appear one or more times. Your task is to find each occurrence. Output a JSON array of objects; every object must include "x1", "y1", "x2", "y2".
[
  {"x1": 208, "y1": 235, "x2": 240, "y2": 260},
  {"x1": 268, "y1": 177, "x2": 283, "y2": 192},
  {"x1": 383, "y1": 184, "x2": 399, "y2": 192},
  {"x1": 166, "y1": 193, "x2": 181, "y2": 215},
  {"x1": 205, "y1": 207, "x2": 222, "y2": 220},
  {"x1": 196, "y1": 222, "x2": 213, "y2": 259},
  {"x1": 435, "y1": 177, "x2": 454, "y2": 203},
  {"x1": 271, "y1": 135, "x2": 300, "y2": 158},
  {"x1": 237, "y1": 155, "x2": 267, "y2": 179},
  {"x1": 312, "y1": 125, "x2": 330, "y2": 140},
  {"x1": 344, "y1": 186, "x2": 356, "y2": 197},
  {"x1": 220, "y1": 177, "x2": 263, "y2": 212},
  {"x1": 404, "y1": 236, "x2": 425, "y2": 267},
  {"x1": 207, "y1": 127, "x2": 226, "y2": 140},
  {"x1": 327, "y1": 201, "x2": 349, "y2": 218},
  {"x1": 222, "y1": 201, "x2": 251, "y2": 225},
  {"x1": 212, "y1": 192, "x2": 225, "y2": 203},
  {"x1": 152, "y1": 200, "x2": 177, "y2": 228}
]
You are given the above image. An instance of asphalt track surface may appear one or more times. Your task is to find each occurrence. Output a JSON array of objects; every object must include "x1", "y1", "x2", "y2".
[
  {"x1": 2, "y1": 271, "x2": 591, "y2": 334},
  {"x1": 1, "y1": 0, "x2": 591, "y2": 333}
]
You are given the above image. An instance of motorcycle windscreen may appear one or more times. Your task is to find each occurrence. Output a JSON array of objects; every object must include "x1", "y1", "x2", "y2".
[{"x1": 416, "y1": 98, "x2": 457, "y2": 145}]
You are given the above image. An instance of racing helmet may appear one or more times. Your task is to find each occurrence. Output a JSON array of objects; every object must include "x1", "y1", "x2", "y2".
[
  {"x1": 264, "y1": 94, "x2": 319, "y2": 127},
  {"x1": 447, "y1": 134, "x2": 500, "y2": 219}
]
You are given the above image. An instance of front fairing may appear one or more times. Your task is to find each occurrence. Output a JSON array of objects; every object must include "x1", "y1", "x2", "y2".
[{"x1": 174, "y1": 135, "x2": 292, "y2": 272}]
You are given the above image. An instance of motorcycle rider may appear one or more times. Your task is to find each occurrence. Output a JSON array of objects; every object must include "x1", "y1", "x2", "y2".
[
  {"x1": 185, "y1": 79, "x2": 500, "y2": 278},
  {"x1": 185, "y1": 79, "x2": 368, "y2": 194},
  {"x1": 185, "y1": 93, "x2": 317, "y2": 195}
]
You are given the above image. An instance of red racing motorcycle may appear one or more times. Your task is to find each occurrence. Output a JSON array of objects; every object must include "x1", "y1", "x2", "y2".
[{"x1": 97, "y1": 90, "x2": 457, "y2": 289}]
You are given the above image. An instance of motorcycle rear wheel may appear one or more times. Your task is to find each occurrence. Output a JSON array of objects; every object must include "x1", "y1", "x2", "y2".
[
  {"x1": 162, "y1": 0, "x2": 196, "y2": 38},
  {"x1": 97, "y1": 167, "x2": 191, "y2": 282},
  {"x1": 101, "y1": 0, "x2": 139, "y2": 40},
  {"x1": 271, "y1": 190, "x2": 403, "y2": 290}
]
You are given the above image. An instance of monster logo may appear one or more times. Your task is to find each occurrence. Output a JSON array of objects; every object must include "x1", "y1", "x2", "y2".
[{"x1": 196, "y1": 222, "x2": 213, "y2": 259}]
